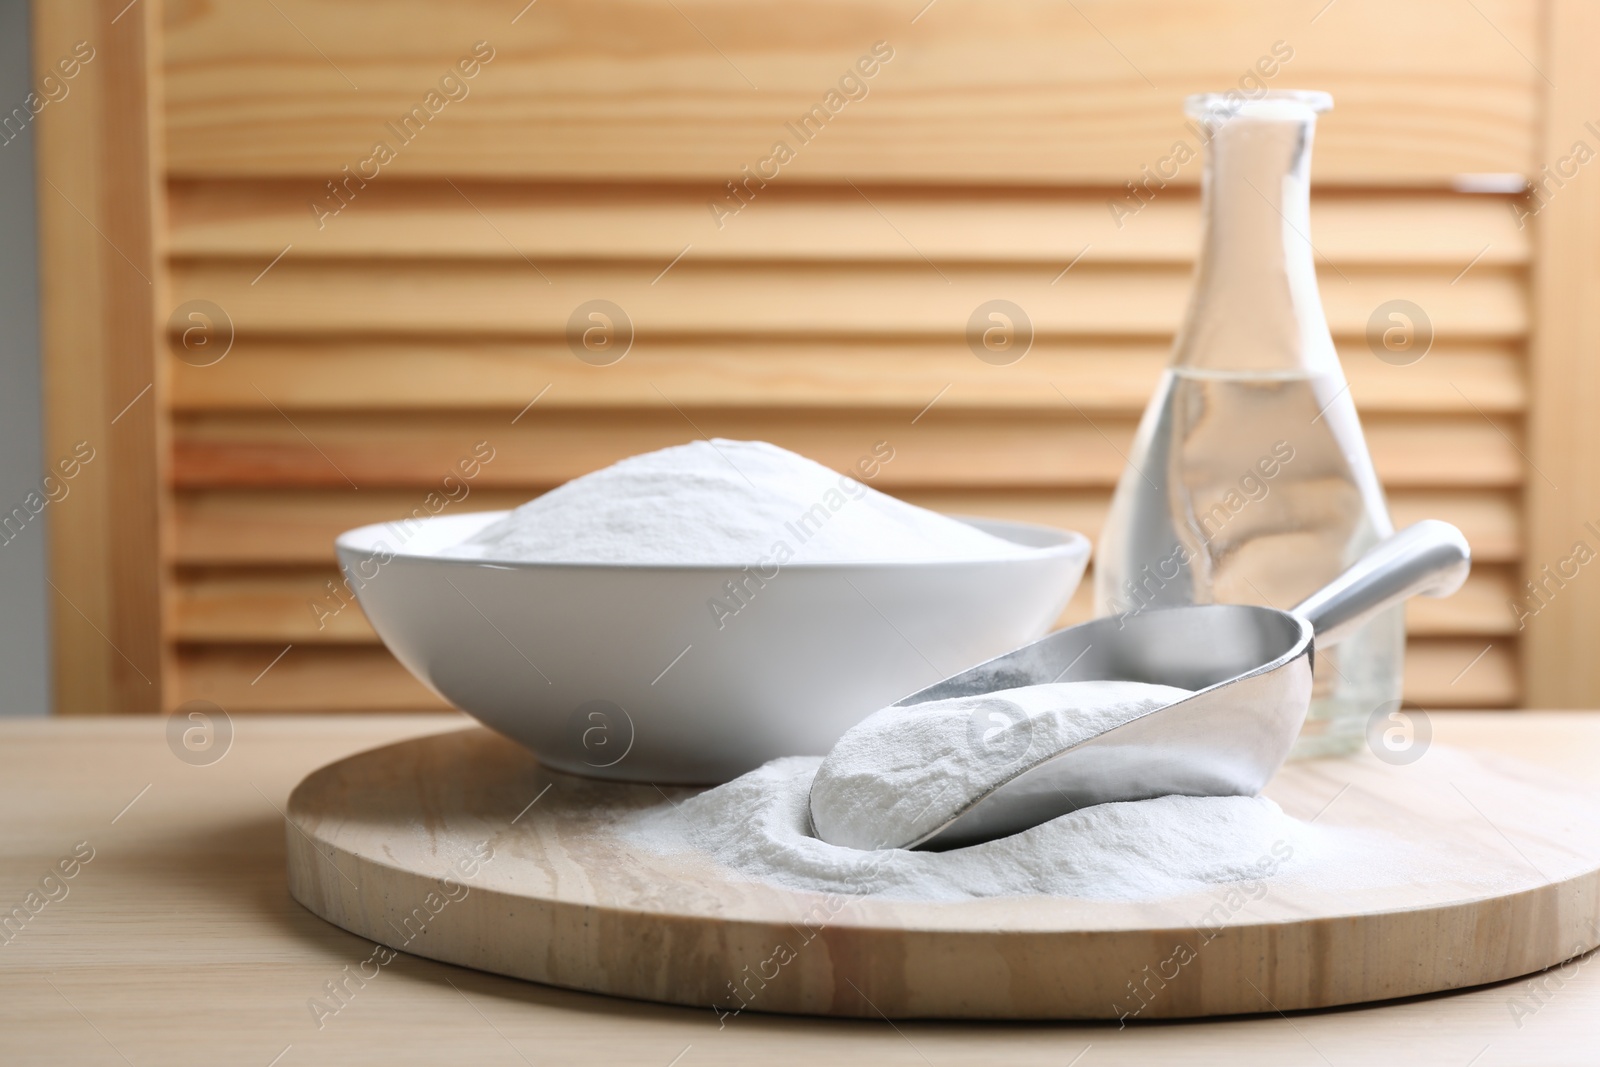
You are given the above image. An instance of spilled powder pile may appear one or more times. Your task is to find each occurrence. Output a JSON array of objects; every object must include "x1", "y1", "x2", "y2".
[
  {"x1": 443, "y1": 439, "x2": 1030, "y2": 565},
  {"x1": 810, "y1": 680, "x2": 1195, "y2": 850},
  {"x1": 619, "y1": 756, "x2": 1368, "y2": 902}
]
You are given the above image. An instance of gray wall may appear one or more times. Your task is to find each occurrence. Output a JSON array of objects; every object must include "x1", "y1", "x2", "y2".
[{"x1": 0, "y1": 0, "x2": 51, "y2": 716}]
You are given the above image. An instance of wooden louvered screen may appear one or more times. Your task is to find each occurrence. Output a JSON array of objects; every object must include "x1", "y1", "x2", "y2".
[{"x1": 40, "y1": 0, "x2": 1598, "y2": 714}]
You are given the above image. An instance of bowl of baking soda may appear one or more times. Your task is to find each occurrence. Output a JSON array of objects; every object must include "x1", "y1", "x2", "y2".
[{"x1": 335, "y1": 439, "x2": 1089, "y2": 783}]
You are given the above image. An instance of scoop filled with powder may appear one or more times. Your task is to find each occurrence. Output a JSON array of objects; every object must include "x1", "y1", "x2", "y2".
[{"x1": 809, "y1": 680, "x2": 1194, "y2": 850}]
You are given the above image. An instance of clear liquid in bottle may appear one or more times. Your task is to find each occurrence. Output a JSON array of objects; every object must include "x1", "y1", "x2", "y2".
[{"x1": 1094, "y1": 92, "x2": 1403, "y2": 757}]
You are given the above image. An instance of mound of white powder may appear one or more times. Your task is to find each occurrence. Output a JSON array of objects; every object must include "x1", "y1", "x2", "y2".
[
  {"x1": 444, "y1": 439, "x2": 1031, "y2": 565},
  {"x1": 620, "y1": 756, "x2": 1357, "y2": 902},
  {"x1": 810, "y1": 680, "x2": 1195, "y2": 850}
]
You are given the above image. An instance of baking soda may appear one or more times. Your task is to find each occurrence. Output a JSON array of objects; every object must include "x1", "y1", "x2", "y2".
[
  {"x1": 444, "y1": 439, "x2": 1030, "y2": 565},
  {"x1": 810, "y1": 680, "x2": 1196, "y2": 850},
  {"x1": 621, "y1": 682, "x2": 1370, "y2": 903},
  {"x1": 620, "y1": 756, "x2": 1376, "y2": 902}
]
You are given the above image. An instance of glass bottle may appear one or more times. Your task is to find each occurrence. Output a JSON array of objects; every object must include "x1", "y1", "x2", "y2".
[{"x1": 1094, "y1": 91, "x2": 1401, "y2": 758}]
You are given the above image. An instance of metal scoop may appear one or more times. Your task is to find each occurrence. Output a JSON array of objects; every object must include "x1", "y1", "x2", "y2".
[{"x1": 818, "y1": 520, "x2": 1471, "y2": 851}]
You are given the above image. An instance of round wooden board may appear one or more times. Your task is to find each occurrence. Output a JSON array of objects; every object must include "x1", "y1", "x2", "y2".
[{"x1": 286, "y1": 726, "x2": 1600, "y2": 1021}]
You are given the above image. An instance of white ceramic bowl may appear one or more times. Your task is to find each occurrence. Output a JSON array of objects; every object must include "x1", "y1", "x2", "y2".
[{"x1": 336, "y1": 511, "x2": 1090, "y2": 783}]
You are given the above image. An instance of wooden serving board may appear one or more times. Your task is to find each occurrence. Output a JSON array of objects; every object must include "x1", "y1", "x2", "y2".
[{"x1": 285, "y1": 727, "x2": 1600, "y2": 1021}]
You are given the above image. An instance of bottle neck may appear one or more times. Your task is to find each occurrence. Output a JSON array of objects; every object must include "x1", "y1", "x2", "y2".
[{"x1": 1172, "y1": 111, "x2": 1338, "y2": 376}]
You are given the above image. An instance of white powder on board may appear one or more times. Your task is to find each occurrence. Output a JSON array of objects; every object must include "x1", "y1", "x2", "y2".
[
  {"x1": 620, "y1": 756, "x2": 1365, "y2": 902},
  {"x1": 443, "y1": 439, "x2": 1030, "y2": 565},
  {"x1": 618, "y1": 677, "x2": 1381, "y2": 903},
  {"x1": 809, "y1": 680, "x2": 1197, "y2": 850}
]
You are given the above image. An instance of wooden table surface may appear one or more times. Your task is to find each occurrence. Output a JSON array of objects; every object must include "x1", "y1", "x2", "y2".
[{"x1": 4, "y1": 712, "x2": 1600, "y2": 1066}]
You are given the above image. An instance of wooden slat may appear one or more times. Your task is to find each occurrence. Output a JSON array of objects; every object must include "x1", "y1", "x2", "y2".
[
  {"x1": 160, "y1": 412, "x2": 1140, "y2": 490},
  {"x1": 168, "y1": 340, "x2": 1176, "y2": 413},
  {"x1": 171, "y1": 489, "x2": 465, "y2": 566},
  {"x1": 167, "y1": 411, "x2": 1528, "y2": 491},
  {"x1": 172, "y1": 487, "x2": 1524, "y2": 566},
  {"x1": 1360, "y1": 420, "x2": 1525, "y2": 488},
  {"x1": 1406, "y1": 565, "x2": 1518, "y2": 636},
  {"x1": 168, "y1": 259, "x2": 1526, "y2": 339},
  {"x1": 160, "y1": 0, "x2": 1538, "y2": 183},
  {"x1": 169, "y1": 637, "x2": 1514, "y2": 713},
  {"x1": 35, "y1": 0, "x2": 166, "y2": 714},
  {"x1": 166, "y1": 182, "x2": 1531, "y2": 266},
  {"x1": 1404, "y1": 638, "x2": 1519, "y2": 708},
  {"x1": 171, "y1": 645, "x2": 449, "y2": 712},
  {"x1": 170, "y1": 569, "x2": 380, "y2": 644},
  {"x1": 1524, "y1": 0, "x2": 1600, "y2": 707},
  {"x1": 1388, "y1": 491, "x2": 1522, "y2": 563},
  {"x1": 167, "y1": 338, "x2": 1525, "y2": 415}
]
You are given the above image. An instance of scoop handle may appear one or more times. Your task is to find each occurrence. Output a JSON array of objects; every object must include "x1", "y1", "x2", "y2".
[{"x1": 1291, "y1": 520, "x2": 1471, "y2": 647}]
